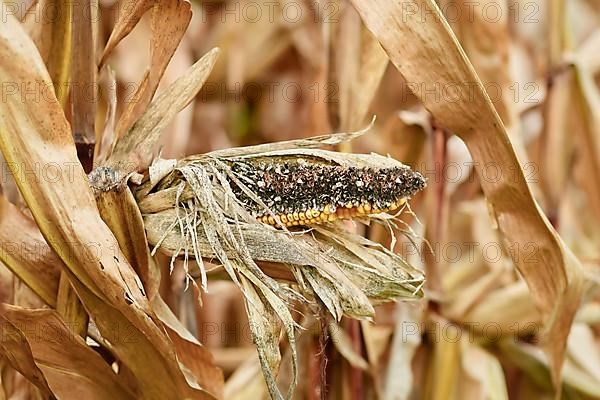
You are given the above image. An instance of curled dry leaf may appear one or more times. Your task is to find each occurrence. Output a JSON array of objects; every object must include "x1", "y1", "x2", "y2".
[
  {"x1": 0, "y1": 306, "x2": 136, "y2": 399},
  {"x1": 0, "y1": 195, "x2": 60, "y2": 307},
  {"x1": 0, "y1": 316, "x2": 54, "y2": 398},
  {"x1": 110, "y1": 0, "x2": 193, "y2": 140},
  {"x1": 332, "y1": 4, "x2": 389, "y2": 132},
  {"x1": 350, "y1": 0, "x2": 584, "y2": 385},
  {"x1": 98, "y1": 0, "x2": 155, "y2": 69},
  {"x1": 106, "y1": 47, "x2": 220, "y2": 177}
]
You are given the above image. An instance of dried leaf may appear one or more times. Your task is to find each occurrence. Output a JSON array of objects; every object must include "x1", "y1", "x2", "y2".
[
  {"x1": 351, "y1": 0, "x2": 584, "y2": 383},
  {"x1": 107, "y1": 47, "x2": 220, "y2": 176},
  {"x1": 460, "y1": 342, "x2": 508, "y2": 400},
  {"x1": 384, "y1": 303, "x2": 421, "y2": 400},
  {"x1": 94, "y1": 187, "x2": 156, "y2": 299},
  {"x1": 0, "y1": 195, "x2": 60, "y2": 307},
  {"x1": 1, "y1": 306, "x2": 135, "y2": 399},
  {"x1": 23, "y1": 0, "x2": 72, "y2": 105},
  {"x1": 0, "y1": 318, "x2": 53, "y2": 398},
  {"x1": 98, "y1": 0, "x2": 154, "y2": 68},
  {"x1": 328, "y1": 322, "x2": 369, "y2": 370},
  {"x1": 572, "y1": 62, "x2": 600, "y2": 222},
  {"x1": 0, "y1": 15, "x2": 222, "y2": 399},
  {"x1": 333, "y1": 4, "x2": 388, "y2": 131},
  {"x1": 112, "y1": 0, "x2": 193, "y2": 139}
]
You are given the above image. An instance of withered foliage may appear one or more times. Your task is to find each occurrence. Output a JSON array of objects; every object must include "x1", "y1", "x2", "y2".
[
  {"x1": 137, "y1": 132, "x2": 425, "y2": 398},
  {"x1": 1, "y1": 0, "x2": 599, "y2": 399}
]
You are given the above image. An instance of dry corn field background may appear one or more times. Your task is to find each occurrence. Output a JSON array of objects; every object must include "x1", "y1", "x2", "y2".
[{"x1": 0, "y1": 0, "x2": 599, "y2": 399}]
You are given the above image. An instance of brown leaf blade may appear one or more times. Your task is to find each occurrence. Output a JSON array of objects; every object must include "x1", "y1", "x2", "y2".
[
  {"x1": 112, "y1": 0, "x2": 193, "y2": 140},
  {"x1": 98, "y1": 0, "x2": 154, "y2": 69},
  {"x1": 0, "y1": 195, "x2": 60, "y2": 307},
  {"x1": 107, "y1": 47, "x2": 220, "y2": 176},
  {"x1": 350, "y1": 0, "x2": 584, "y2": 385},
  {"x1": 23, "y1": 0, "x2": 72, "y2": 106},
  {"x1": 1, "y1": 306, "x2": 135, "y2": 399},
  {"x1": 0, "y1": 14, "x2": 222, "y2": 400},
  {"x1": 0, "y1": 317, "x2": 53, "y2": 398}
]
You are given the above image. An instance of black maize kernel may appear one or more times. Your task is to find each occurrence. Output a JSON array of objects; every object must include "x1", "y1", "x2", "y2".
[{"x1": 227, "y1": 158, "x2": 426, "y2": 226}]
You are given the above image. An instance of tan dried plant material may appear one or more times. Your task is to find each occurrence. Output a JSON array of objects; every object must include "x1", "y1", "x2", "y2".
[
  {"x1": 22, "y1": 0, "x2": 72, "y2": 106},
  {"x1": 0, "y1": 13, "x2": 222, "y2": 400},
  {"x1": 350, "y1": 0, "x2": 585, "y2": 385},
  {"x1": 139, "y1": 127, "x2": 426, "y2": 399},
  {"x1": 0, "y1": 195, "x2": 60, "y2": 307},
  {"x1": 101, "y1": 0, "x2": 193, "y2": 141},
  {"x1": 0, "y1": 306, "x2": 136, "y2": 399}
]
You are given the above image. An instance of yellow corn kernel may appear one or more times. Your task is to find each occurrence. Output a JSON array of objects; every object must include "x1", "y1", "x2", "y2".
[
  {"x1": 281, "y1": 214, "x2": 288, "y2": 223},
  {"x1": 268, "y1": 216, "x2": 275, "y2": 225},
  {"x1": 293, "y1": 212, "x2": 299, "y2": 221},
  {"x1": 299, "y1": 212, "x2": 306, "y2": 220}
]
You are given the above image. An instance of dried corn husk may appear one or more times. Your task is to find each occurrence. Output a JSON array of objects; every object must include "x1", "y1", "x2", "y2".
[{"x1": 139, "y1": 130, "x2": 425, "y2": 399}]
